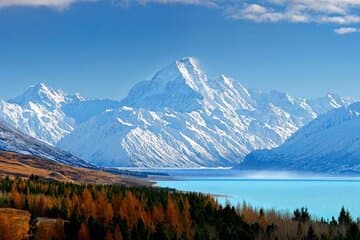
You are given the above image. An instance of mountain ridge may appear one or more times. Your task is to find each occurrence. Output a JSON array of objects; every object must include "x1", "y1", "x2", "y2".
[
  {"x1": 0, "y1": 83, "x2": 121, "y2": 145},
  {"x1": 58, "y1": 57, "x2": 350, "y2": 167},
  {"x1": 241, "y1": 102, "x2": 360, "y2": 174},
  {"x1": 0, "y1": 120, "x2": 93, "y2": 168},
  {"x1": 0, "y1": 57, "x2": 353, "y2": 168}
]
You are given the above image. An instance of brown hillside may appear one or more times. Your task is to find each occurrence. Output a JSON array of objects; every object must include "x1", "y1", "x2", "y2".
[
  {"x1": 0, "y1": 150, "x2": 149, "y2": 186},
  {"x1": 0, "y1": 208, "x2": 30, "y2": 240}
]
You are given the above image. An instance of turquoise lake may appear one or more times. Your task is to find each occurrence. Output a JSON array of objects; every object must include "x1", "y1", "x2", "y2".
[{"x1": 154, "y1": 170, "x2": 360, "y2": 220}]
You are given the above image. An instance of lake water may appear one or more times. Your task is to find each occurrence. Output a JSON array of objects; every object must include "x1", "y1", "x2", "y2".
[{"x1": 154, "y1": 169, "x2": 360, "y2": 220}]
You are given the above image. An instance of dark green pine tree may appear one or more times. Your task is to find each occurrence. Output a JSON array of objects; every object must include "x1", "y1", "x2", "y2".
[
  {"x1": 28, "y1": 213, "x2": 38, "y2": 240},
  {"x1": 338, "y1": 207, "x2": 352, "y2": 226},
  {"x1": 346, "y1": 223, "x2": 360, "y2": 240},
  {"x1": 306, "y1": 225, "x2": 318, "y2": 240}
]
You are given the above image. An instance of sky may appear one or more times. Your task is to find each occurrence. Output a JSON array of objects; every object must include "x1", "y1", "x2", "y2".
[{"x1": 0, "y1": 0, "x2": 360, "y2": 100}]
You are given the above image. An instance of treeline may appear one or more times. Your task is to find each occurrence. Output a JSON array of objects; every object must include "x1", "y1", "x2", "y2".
[{"x1": 0, "y1": 176, "x2": 359, "y2": 240}]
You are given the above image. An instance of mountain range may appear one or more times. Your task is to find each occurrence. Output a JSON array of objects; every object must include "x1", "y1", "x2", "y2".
[
  {"x1": 1, "y1": 83, "x2": 121, "y2": 146},
  {"x1": 242, "y1": 102, "x2": 360, "y2": 174},
  {"x1": 0, "y1": 58, "x2": 356, "y2": 168},
  {"x1": 0, "y1": 57, "x2": 351, "y2": 168}
]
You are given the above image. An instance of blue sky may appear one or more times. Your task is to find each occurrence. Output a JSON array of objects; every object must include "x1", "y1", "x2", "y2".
[{"x1": 0, "y1": 0, "x2": 359, "y2": 100}]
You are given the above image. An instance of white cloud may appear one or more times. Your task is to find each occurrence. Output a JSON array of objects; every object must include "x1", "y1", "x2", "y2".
[
  {"x1": 229, "y1": 3, "x2": 310, "y2": 23},
  {"x1": 2, "y1": 0, "x2": 360, "y2": 35},
  {"x1": 220, "y1": 0, "x2": 360, "y2": 34},
  {"x1": 242, "y1": 4, "x2": 268, "y2": 14},
  {"x1": 138, "y1": 0, "x2": 215, "y2": 5},
  {"x1": 116, "y1": 0, "x2": 217, "y2": 8},
  {"x1": 334, "y1": 27, "x2": 360, "y2": 34},
  {"x1": 225, "y1": 1, "x2": 360, "y2": 24},
  {"x1": 229, "y1": 4, "x2": 282, "y2": 22},
  {"x1": 0, "y1": 0, "x2": 84, "y2": 9},
  {"x1": 319, "y1": 15, "x2": 360, "y2": 24}
]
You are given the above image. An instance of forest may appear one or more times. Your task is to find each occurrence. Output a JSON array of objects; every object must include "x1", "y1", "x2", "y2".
[{"x1": 0, "y1": 176, "x2": 359, "y2": 240}]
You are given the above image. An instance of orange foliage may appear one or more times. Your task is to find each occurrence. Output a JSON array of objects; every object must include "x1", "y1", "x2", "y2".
[
  {"x1": 95, "y1": 191, "x2": 113, "y2": 224},
  {"x1": 119, "y1": 191, "x2": 146, "y2": 229},
  {"x1": 166, "y1": 195, "x2": 182, "y2": 237},
  {"x1": 152, "y1": 204, "x2": 165, "y2": 224},
  {"x1": 182, "y1": 198, "x2": 194, "y2": 239},
  {"x1": 114, "y1": 225, "x2": 124, "y2": 240},
  {"x1": 81, "y1": 189, "x2": 94, "y2": 219},
  {"x1": 10, "y1": 182, "x2": 22, "y2": 209},
  {"x1": 240, "y1": 202, "x2": 259, "y2": 224},
  {"x1": 38, "y1": 195, "x2": 48, "y2": 216},
  {"x1": 77, "y1": 223, "x2": 90, "y2": 240}
]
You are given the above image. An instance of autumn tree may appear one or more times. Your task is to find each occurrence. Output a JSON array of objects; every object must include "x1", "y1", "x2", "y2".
[
  {"x1": 104, "y1": 229, "x2": 113, "y2": 240},
  {"x1": 10, "y1": 182, "x2": 22, "y2": 209},
  {"x1": 114, "y1": 225, "x2": 124, "y2": 240},
  {"x1": 182, "y1": 198, "x2": 193, "y2": 239},
  {"x1": 95, "y1": 191, "x2": 113, "y2": 225},
  {"x1": 77, "y1": 223, "x2": 90, "y2": 240},
  {"x1": 152, "y1": 204, "x2": 165, "y2": 226},
  {"x1": 81, "y1": 189, "x2": 94, "y2": 220},
  {"x1": 166, "y1": 196, "x2": 181, "y2": 237}
]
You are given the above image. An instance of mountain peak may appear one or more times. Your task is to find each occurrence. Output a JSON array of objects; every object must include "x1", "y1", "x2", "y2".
[
  {"x1": 153, "y1": 57, "x2": 205, "y2": 86},
  {"x1": 9, "y1": 83, "x2": 66, "y2": 109},
  {"x1": 33, "y1": 82, "x2": 48, "y2": 90},
  {"x1": 121, "y1": 57, "x2": 209, "y2": 112},
  {"x1": 326, "y1": 92, "x2": 341, "y2": 100},
  {"x1": 176, "y1": 57, "x2": 199, "y2": 69}
]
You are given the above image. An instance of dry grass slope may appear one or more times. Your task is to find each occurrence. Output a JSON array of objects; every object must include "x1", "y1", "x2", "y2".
[
  {"x1": 0, "y1": 150, "x2": 150, "y2": 186},
  {"x1": 0, "y1": 208, "x2": 30, "y2": 240}
]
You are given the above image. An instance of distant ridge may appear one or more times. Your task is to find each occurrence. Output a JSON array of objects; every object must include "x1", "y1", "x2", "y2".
[
  {"x1": 1, "y1": 83, "x2": 121, "y2": 145},
  {"x1": 0, "y1": 120, "x2": 93, "y2": 168},
  {"x1": 241, "y1": 102, "x2": 360, "y2": 174}
]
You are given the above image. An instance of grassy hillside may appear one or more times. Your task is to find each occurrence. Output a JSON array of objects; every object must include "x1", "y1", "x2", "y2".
[{"x1": 0, "y1": 151, "x2": 149, "y2": 186}]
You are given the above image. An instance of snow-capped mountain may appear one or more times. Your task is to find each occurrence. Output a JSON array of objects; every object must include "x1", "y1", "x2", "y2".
[
  {"x1": 241, "y1": 102, "x2": 360, "y2": 174},
  {"x1": 0, "y1": 120, "x2": 93, "y2": 168},
  {"x1": 0, "y1": 83, "x2": 120, "y2": 145},
  {"x1": 58, "y1": 57, "x2": 349, "y2": 167}
]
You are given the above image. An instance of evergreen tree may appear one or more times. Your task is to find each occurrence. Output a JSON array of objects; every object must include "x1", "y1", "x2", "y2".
[
  {"x1": 28, "y1": 212, "x2": 38, "y2": 240},
  {"x1": 307, "y1": 225, "x2": 317, "y2": 240},
  {"x1": 338, "y1": 207, "x2": 352, "y2": 226},
  {"x1": 346, "y1": 223, "x2": 360, "y2": 240}
]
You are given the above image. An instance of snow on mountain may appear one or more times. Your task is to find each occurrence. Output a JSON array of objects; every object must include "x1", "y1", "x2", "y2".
[
  {"x1": 0, "y1": 120, "x2": 93, "y2": 168},
  {"x1": 308, "y1": 93, "x2": 348, "y2": 116},
  {"x1": 0, "y1": 83, "x2": 121, "y2": 145},
  {"x1": 58, "y1": 57, "x2": 349, "y2": 168},
  {"x1": 241, "y1": 102, "x2": 360, "y2": 174},
  {"x1": 121, "y1": 58, "x2": 208, "y2": 112},
  {"x1": 10, "y1": 83, "x2": 69, "y2": 108}
]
